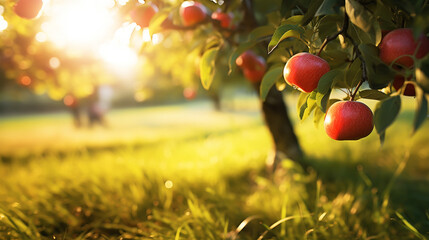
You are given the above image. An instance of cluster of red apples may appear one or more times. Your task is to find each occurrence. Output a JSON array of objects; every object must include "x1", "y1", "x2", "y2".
[
  {"x1": 130, "y1": 1, "x2": 235, "y2": 30},
  {"x1": 129, "y1": 1, "x2": 235, "y2": 100},
  {"x1": 283, "y1": 28, "x2": 429, "y2": 141},
  {"x1": 12, "y1": 0, "x2": 429, "y2": 141}
]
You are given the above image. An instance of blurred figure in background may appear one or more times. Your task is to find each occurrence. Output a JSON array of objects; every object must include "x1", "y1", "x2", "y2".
[
  {"x1": 63, "y1": 94, "x2": 82, "y2": 128},
  {"x1": 87, "y1": 85, "x2": 113, "y2": 127}
]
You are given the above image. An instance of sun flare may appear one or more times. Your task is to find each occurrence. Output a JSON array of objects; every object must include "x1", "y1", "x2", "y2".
[
  {"x1": 39, "y1": 0, "x2": 142, "y2": 76},
  {"x1": 42, "y1": 0, "x2": 118, "y2": 51}
]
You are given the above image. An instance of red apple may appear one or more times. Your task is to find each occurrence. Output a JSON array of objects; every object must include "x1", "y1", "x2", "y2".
[
  {"x1": 243, "y1": 68, "x2": 265, "y2": 83},
  {"x1": 235, "y1": 50, "x2": 262, "y2": 69},
  {"x1": 324, "y1": 101, "x2": 374, "y2": 141},
  {"x1": 183, "y1": 87, "x2": 197, "y2": 100},
  {"x1": 180, "y1": 1, "x2": 208, "y2": 27},
  {"x1": 283, "y1": 52, "x2": 330, "y2": 93},
  {"x1": 211, "y1": 11, "x2": 234, "y2": 29},
  {"x1": 393, "y1": 75, "x2": 416, "y2": 96},
  {"x1": 236, "y1": 51, "x2": 266, "y2": 83},
  {"x1": 64, "y1": 95, "x2": 78, "y2": 107},
  {"x1": 379, "y1": 28, "x2": 429, "y2": 68},
  {"x1": 14, "y1": 0, "x2": 43, "y2": 19},
  {"x1": 131, "y1": 3, "x2": 159, "y2": 28}
]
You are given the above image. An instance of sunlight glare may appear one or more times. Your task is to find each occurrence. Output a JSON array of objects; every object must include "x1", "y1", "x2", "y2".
[
  {"x1": 0, "y1": 16, "x2": 7, "y2": 32},
  {"x1": 35, "y1": 32, "x2": 47, "y2": 42},
  {"x1": 118, "y1": 0, "x2": 130, "y2": 5},
  {"x1": 0, "y1": 6, "x2": 7, "y2": 32},
  {"x1": 165, "y1": 180, "x2": 173, "y2": 189},
  {"x1": 142, "y1": 28, "x2": 151, "y2": 42},
  {"x1": 152, "y1": 33, "x2": 163, "y2": 45},
  {"x1": 98, "y1": 23, "x2": 138, "y2": 78},
  {"x1": 43, "y1": 0, "x2": 118, "y2": 52},
  {"x1": 49, "y1": 57, "x2": 60, "y2": 69},
  {"x1": 99, "y1": 43, "x2": 138, "y2": 68}
]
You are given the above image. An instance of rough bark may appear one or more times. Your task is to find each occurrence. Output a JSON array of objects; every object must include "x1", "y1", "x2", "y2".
[
  {"x1": 242, "y1": 0, "x2": 305, "y2": 171},
  {"x1": 253, "y1": 83, "x2": 305, "y2": 171}
]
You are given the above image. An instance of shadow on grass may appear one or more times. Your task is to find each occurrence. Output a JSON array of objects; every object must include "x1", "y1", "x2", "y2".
[{"x1": 304, "y1": 156, "x2": 429, "y2": 237}]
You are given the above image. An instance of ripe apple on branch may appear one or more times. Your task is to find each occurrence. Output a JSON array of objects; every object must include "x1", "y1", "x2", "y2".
[
  {"x1": 7, "y1": 0, "x2": 429, "y2": 168},
  {"x1": 14, "y1": 0, "x2": 44, "y2": 19}
]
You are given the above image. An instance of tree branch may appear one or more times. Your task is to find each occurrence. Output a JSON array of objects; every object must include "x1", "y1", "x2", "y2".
[
  {"x1": 344, "y1": 27, "x2": 368, "y2": 101},
  {"x1": 317, "y1": 11, "x2": 349, "y2": 56},
  {"x1": 241, "y1": 0, "x2": 258, "y2": 29},
  {"x1": 315, "y1": 11, "x2": 368, "y2": 101}
]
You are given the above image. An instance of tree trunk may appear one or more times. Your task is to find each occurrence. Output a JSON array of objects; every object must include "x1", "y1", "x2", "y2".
[
  {"x1": 253, "y1": 83, "x2": 305, "y2": 171},
  {"x1": 242, "y1": 0, "x2": 305, "y2": 172},
  {"x1": 208, "y1": 90, "x2": 221, "y2": 111}
]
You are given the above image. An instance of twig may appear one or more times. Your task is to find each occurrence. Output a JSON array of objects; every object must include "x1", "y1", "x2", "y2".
[
  {"x1": 317, "y1": 12, "x2": 349, "y2": 56},
  {"x1": 344, "y1": 29, "x2": 368, "y2": 101},
  {"x1": 241, "y1": 0, "x2": 258, "y2": 29},
  {"x1": 315, "y1": 11, "x2": 367, "y2": 101}
]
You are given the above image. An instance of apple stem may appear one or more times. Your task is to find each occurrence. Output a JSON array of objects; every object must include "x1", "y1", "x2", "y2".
[
  {"x1": 334, "y1": 14, "x2": 368, "y2": 101},
  {"x1": 315, "y1": 11, "x2": 368, "y2": 92},
  {"x1": 350, "y1": 78, "x2": 364, "y2": 101},
  {"x1": 317, "y1": 12, "x2": 349, "y2": 56}
]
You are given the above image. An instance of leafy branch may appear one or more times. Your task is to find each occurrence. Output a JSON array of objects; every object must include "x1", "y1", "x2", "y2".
[
  {"x1": 317, "y1": 12, "x2": 350, "y2": 57},
  {"x1": 316, "y1": 11, "x2": 368, "y2": 101}
]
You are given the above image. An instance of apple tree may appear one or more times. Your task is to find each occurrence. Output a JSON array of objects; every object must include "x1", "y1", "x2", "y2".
[
  {"x1": 2, "y1": 0, "x2": 429, "y2": 170},
  {"x1": 136, "y1": 0, "x2": 429, "y2": 168}
]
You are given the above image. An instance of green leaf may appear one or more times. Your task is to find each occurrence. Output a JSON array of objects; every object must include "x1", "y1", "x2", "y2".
[
  {"x1": 317, "y1": 15, "x2": 343, "y2": 40},
  {"x1": 313, "y1": 107, "x2": 326, "y2": 127},
  {"x1": 268, "y1": 24, "x2": 303, "y2": 54},
  {"x1": 276, "y1": 77, "x2": 287, "y2": 91},
  {"x1": 344, "y1": 59, "x2": 362, "y2": 88},
  {"x1": 260, "y1": 67, "x2": 283, "y2": 101},
  {"x1": 301, "y1": 0, "x2": 325, "y2": 26},
  {"x1": 413, "y1": 8, "x2": 429, "y2": 39},
  {"x1": 345, "y1": 0, "x2": 374, "y2": 33},
  {"x1": 149, "y1": 9, "x2": 171, "y2": 35},
  {"x1": 281, "y1": 15, "x2": 304, "y2": 25},
  {"x1": 280, "y1": 0, "x2": 298, "y2": 17},
  {"x1": 299, "y1": 99, "x2": 308, "y2": 120},
  {"x1": 413, "y1": 86, "x2": 428, "y2": 134},
  {"x1": 297, "y1": 92, "x2": 310, "y2": 120},
  {"x1": 382, "y1": 0, "x2": 420, "y2": 15},
  {"x1": 323, "y1": 49, "x2": 350, "y2": 68},
  {"x1": 315, "y1": 69, "x2": 341, "y2": 112},
  {"x1": 327, "y1": 99, "x2": 341, "y2": 109},
  {"x1": 358, "y1": 44, "x2": 395, "y2": 89},
  {"x1": 374, "y1": 95, "x2": 401, "y2": 135},
  {"x1": 316, "y1": 69, "x2": 341, "y2": 94},
  {"x1": 316, "y1": 90, "x2": 331, "y2": 113},
  {"x1": 379, "y1": 131, "x2": 385, "y2": 146},
  {"x1": 416, "y1": 56, "x2": 429, "y2": 93},
  {"x1": 302, "y1": 96, "x2": 317, "y2": 121},
  {"x1": 200, "y1": 47, "x2": 219, "y2": 90},
  {"x1": 359, "y1": 89, "x2": 389, "y2": 100},
  {"x1": 369, "y1": 63, "x2": 395, "y2": 89},
  {"x1": 316, "y1": 0, "x2": 342, "y2": 16},
  {"x1": 248, "y1": 26, "x2": 276, "y2": 42},
  {"x1": 346, "y1": 0, "x2": 381, "y2": 45}
]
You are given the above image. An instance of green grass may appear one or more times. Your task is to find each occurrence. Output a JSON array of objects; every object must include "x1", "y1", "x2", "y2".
[{"x1": 0, "y1": 98, "x2": 428, "y2": 240}]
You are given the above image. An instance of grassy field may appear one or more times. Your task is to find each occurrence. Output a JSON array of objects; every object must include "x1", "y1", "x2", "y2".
[{"x1": 0, "y1": 97, "x2": 428, "y2": 240}]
